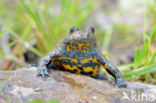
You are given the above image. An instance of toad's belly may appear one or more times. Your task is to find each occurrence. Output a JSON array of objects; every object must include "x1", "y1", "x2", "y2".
[
  {"x1": 61, "y1": 64, "x2": 99, "y2": 77},
  {"x1": 51, "y1": 57, "x2": 100, "y2": 77}
]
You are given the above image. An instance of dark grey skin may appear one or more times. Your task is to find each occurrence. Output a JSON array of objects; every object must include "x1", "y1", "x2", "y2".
[{"x1": 37, "y1": 27, "x2": 127, "y2": 88}]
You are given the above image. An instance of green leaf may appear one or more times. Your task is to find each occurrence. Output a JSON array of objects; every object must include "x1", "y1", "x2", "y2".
[
  {"x1": 134, "y1": 48, "x2": 139, "y2": 68},
  {"x1": 147, "y1": 51, "x2": 156, "y2": 65},
  {"x1": 0, "y1": 41, "x2": 16, "y2": 55},
  {"x1": 0, "y1": 25, "x2": 12, "y2": 39},
  {"x1": 9, "y1": 29, "x2": 43, "y2": 57},
  {"x1": 123, "y1": 64, "x2": 156, "y2": 78}
]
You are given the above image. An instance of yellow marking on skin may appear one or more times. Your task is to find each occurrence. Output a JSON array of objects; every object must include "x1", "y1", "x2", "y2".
[
  {"x1": 52, "y1": 57, "x2": 78, "y2": 63},
  {"x1": 62, "y1": 64, "x2": 81, "y2": 74},
  {"x1": 81, "y1": 58, "x2": 110, "y2": 70},
  {"x1": 103, "y1": 64, "x2": 109, "y2": 69},
  {"x1": 77, "y1": 43, "x2": 84, "y2": 50},
  {"x1": 77, "y1": 64, "x2": 82, "y2": 67},
  {"x1": 52, "y1": 56, "x2": 110, "y2": 77},
  {"x1": 83, "y1": 66, "x2": 98, "y2": 76},
  {"x1": 62, "y1": 64, "x2": 76, "y2": 70},
  {"x1": 83, "y1": 67, "x2": 93, "y2": 72},
  {"x1": 92, "y1": 65, "x2": 98, "y2": 76},
  {"x1": 76, "y1": 69, "x2": 81, "y2": 74},
  {"x1": 76, "y1": 42, "x2": 91, "y2": 51},
  {"x1": 66, "y1": 42, "x2": 91, "y2": 52},
  {"x1": 66, "y1": 45, "x2": 70, "y2": 52},
  {"x1": 81, "y1": 58, "x2": 100, "y2": 65},
  {"x1": 76, "y1": 65, "x2": 82, "y2": 73},
  {"x1": 67, "y1": 43, "x2": 77, "y2": 52}
]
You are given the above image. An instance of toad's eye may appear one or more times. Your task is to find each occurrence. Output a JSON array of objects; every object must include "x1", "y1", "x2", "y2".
[{"x1": 70, "y1": 27, "x2": 79, "y2": 34}]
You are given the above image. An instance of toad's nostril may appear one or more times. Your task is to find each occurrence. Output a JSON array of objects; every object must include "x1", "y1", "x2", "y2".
[{"x1": 70, "y1": 27, "x2": 79, "y2": 34}]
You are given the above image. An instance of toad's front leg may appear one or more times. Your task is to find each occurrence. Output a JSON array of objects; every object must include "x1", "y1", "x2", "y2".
[
  {"x1": 96, "y1": 55, "x2": 127, "y2": 88},
  {"x1": 37, "y1": 56, "x2": 53, "y2": 79}
]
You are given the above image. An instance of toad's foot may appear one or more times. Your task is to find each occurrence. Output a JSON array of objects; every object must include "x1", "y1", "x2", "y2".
[
  {"x1": 114, "y1": 78, "x2": 127, "y2": 88},
  {"x1": 37, "y1": 66, "x2": 50, "y2": 80}
]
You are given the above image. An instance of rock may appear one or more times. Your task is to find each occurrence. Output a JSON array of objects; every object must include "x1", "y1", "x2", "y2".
[{"x1": 0, "y1": 67, "x2": 156, "y2": 103}]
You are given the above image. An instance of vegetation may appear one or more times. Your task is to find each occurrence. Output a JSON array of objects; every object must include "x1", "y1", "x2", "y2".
[
  {"x1": 27, "y1": 99, "x2": 60, "y2": 103},
  {"x1": 0, "y1": 0, "x2": 156, "y2": 102},
  {"x1": 0, "y1": 0, "x2": 156, "y2": 86}
]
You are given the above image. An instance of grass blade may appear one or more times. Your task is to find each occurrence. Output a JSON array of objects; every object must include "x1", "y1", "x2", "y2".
[
  {"x1": 8, "y1": 30, "x2": 42, "y2": 57},
  {"x1": 122, "y1": 64, "x2": 156, "y2": 78}
]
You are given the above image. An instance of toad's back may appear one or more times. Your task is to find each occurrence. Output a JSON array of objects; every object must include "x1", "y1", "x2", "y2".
[{"x1": 51, "y1": 41, "x2": 100, "y2": 77}]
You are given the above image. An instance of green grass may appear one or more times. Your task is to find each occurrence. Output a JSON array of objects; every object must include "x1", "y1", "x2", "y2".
[
  {"x1": 0, "y1": 0, "x2": 156, "y2": 83},
  {"x1": 0, "y1": 0, "x2": 156, "y2": 102},
  {"x1": 123, "y1": 64, "x2": 156, "y2": 78},
  {"x1": 0, "y1": 0, "x2": 96, "y2": 68},
  {"x1": 26, "y1": 99, "x2": 60, "y2": 103},
  {"x1": 20, "y1": 0, "x2": 96, "y2": 54},
  {"x1": 120, "y1": 0, "x2": 156, "y2": 82}
]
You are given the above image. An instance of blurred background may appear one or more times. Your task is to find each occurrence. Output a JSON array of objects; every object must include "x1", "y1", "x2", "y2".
[{"x1": 0, "y1": 0, "x2": 156, "y2": 84}]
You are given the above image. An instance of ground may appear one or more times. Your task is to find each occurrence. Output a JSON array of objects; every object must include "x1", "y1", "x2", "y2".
[{"x1": 0, "y1": 67, "x2": 156, "y2": 103}]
